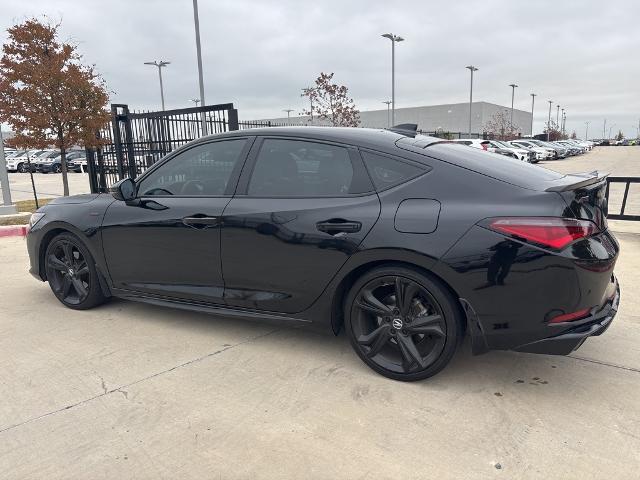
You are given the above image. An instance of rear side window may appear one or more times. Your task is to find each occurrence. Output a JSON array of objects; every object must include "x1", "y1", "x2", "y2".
[
  {"x1": 361, "y1": 151, "x2": 426, "y2": 191},
  {"x1": 248, "y1": 139, "x2": 355, "y2": 197}
]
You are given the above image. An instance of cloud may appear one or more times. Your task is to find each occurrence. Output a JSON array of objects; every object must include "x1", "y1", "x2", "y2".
[{"x1": 1, "y1": 0, "x2": 639, "y2": 137}]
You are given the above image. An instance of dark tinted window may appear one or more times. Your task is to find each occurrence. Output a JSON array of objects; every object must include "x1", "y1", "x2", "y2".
[
  {"x1": 138, "y1": 139, "x2": 246, "y2": 196},
  {"x1": 248, "y1": 139, "x2": 354, "y2": 197},
  {"x1": 361, "y1": 151, "x2": 426, "y2": 190}
]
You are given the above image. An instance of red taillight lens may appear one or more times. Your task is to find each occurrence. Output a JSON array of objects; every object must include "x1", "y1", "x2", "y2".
[
  {"x1": 481, "y1": 144, "x2": 488, "y2": 150},
  {"x1": 488, "y1": 217, "x2": 598, "y2": 249},
  {"x1": 548, "y1": 308, "x2": 591, "y2": 324}
]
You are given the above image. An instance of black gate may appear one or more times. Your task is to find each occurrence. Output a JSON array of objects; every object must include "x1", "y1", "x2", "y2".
[
  {"x1": 606, "y1": 177, "x2": 640, "y2": 221},
  {"x1": 86, "y1": 103, "x2": 239, "y2": 193}
]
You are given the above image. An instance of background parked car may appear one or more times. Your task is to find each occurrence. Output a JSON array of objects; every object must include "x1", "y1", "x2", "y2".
[
  {"x1": 488, "y1": 140, "x2": 536, "y2": 162},
  {"x1": 509, "y1": 140, "x2": 554, "y2": 160}
]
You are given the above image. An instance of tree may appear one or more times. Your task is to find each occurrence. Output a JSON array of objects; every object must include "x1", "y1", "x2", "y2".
[
  {"x1": 570, "y1": 131, "x2": 577, "y2": 139},
  {"x1": 543, "y1": 120, "x2": 565, "y2": 141},
  {"x1": 616, "y1": 130, "x2": 624, "y2": 141},
  {"x1": 483, "y1": 110, "x2": 521, "y2": 140},
  {"x1": 301, "y1": 72, "x2": 360, "y2": 127},
  {"x1": 0, "y1": 18, "x2": 109, "y2": 196}
]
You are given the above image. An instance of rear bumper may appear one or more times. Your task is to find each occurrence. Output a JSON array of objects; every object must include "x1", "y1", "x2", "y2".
[{"x1": 514, "y1": 278, "x2": 620, "y2": 355}]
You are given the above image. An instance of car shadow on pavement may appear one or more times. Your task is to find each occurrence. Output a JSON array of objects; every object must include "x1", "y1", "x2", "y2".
[{"x1": 93, "y1": 296, "x2": 588, "y2": 392}]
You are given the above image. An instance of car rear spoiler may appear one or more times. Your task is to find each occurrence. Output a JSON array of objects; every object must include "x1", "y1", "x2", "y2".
[{"x1": 545, "y1": 171, "x2": 609, "y2": 192}]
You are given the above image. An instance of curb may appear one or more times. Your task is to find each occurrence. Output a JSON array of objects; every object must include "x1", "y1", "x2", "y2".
[{"x1": 0, "y1": 225, "x2": 28, "y2": 238}]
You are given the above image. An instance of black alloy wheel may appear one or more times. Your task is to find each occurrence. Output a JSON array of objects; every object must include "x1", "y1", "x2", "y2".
[
  {"x1": 17, "y1": 162, "x2": 27, "y2": 173},
  {"x1": 44, "y1": 233, "x2": 106, "y2": 309},
  {"x1": 53, "y1": 164, "x2": 62, "y2": 173},
  {"x1": 346, "y1": 266, "x2": 461, "y2": 381}
]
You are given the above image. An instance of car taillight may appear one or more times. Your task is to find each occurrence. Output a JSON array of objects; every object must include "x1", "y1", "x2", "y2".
[
  {"x1": 481, "y1": 144, "x2": 488, "y2": 150},
  {"x1": 548, "y1": 308, "x2": 591, "y2": 324},
  {"x1": 487, "y1": 217, "x2": 599, "y2": 249}
]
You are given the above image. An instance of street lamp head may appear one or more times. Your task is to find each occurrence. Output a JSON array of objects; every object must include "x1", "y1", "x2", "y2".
[
  {"x1": 531, "y1": 93, "x2": 537, "y2": 97},
  {"x1": 382, "y1": 33, "x2": 404, "y2": 42},
  {"x1": 465, "y1": 65, "x2": 478, "y2": 72},
  {"x1": 144, "y1": 60, "x2": 170, "y2": 68},
  {"x1": 509, "y1": 83, "x2": 518, "y2": 88}
]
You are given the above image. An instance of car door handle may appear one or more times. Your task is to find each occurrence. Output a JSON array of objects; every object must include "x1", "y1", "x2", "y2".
[
  {"x1": 182, "y1": 216, "x2": 220, "y2": 228},
  {"x1": 316, "y1": 219, "x2": 362, "y2": 235}
]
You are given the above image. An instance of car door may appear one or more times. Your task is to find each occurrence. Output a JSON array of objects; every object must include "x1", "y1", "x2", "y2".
[
  {"x1": 220, "y1": 137, "x2": 381, "y2": 314},
  {"x1": 101, "y1": 137, "x2": 253, "y2": 303}
]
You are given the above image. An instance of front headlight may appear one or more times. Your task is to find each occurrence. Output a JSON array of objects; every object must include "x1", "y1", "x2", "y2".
[{"x1": 29, "y1": 212, "x2": 46, "y2": 229}]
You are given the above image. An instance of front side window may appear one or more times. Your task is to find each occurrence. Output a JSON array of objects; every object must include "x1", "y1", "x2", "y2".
[
  {"x1": 248, "y1": 139, "x2": 354, "y2": 197},
  {"x1": 138, "y1": 139, "x2": 247, "y2": 196}
]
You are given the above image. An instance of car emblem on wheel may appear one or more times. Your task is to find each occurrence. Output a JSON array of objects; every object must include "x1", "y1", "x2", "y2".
[{"x1": 392, "y1": 318, "x2": 403, "y2": 329}]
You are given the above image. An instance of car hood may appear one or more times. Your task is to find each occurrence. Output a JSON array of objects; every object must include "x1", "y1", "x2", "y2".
[{"x1": 46, "y1": 194, "x2": 101, "y2": 205}]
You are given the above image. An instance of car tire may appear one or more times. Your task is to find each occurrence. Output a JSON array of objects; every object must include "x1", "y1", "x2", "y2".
[
  {"x1": 44, "y1": 232, "x2": 107, "y2": 310},
  {"x1": 53, "y1": 164, "x2": 62, "y2": 173},
  {"x1": 345, "y1": 265, "x2": 462, "y2": 381},
  {"x1": 17, "y1": 163, "x2": 26, "y2": 173}
]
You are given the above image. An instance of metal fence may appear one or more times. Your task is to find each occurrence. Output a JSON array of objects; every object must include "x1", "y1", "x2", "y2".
[
  {"x1": 86, "y1": 103, "x2": 238, "y2": 193},
  {"x1": 606, "y1": 177, "x2": 640, "y2": 221}
]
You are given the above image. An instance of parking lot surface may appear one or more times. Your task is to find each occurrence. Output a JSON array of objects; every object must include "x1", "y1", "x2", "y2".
[
  {"x1": 1, "y1": 147, "x2": 639, "y2": 479},
  {"x1": 1, "y1": 171, "x2": 89, "y2": 202}
]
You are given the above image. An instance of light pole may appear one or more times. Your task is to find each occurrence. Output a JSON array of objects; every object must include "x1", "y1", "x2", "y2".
[
  {"x1": 382, "y1": 33, "x2": 404, "y2": 126},
  {"x1": 144, "y1": 60, "x2": 170, "y2": 110},
  {"x1": 547, "y1": 100, "x2": 552, "y2": 141},
  {"x1": 556, "y1": 104, "x2": 560, "y2": 128},
  {"x1": 283, "y1": 109, "x2": 294, "y2": 120},
  {"x1": 302, "y1": 87, "x2": 314, "y2": 124},
  {"x1": 191, "y1": 98, "x2": 201, "y2": 106},
  {"x1": 561, "y1": 108, "x2": 565, "y2": 136},
  {"x1": 585, "y1": 121, "x2": 590, "y2": 140},
  {"x1": 509, "y1": 84, "x2": 518, "y2": 131},
  {"x1": 192, "y1": 0, "x2": 207, "y2": 134},
  {"x1": 530, "y1": 93, "x2": 536, "y2": 136},
  {"x1": 382, "y1": 101, "x2": 392, "y2": 127},
  {"x1": 0, "y1": 128, "x2": 17, "y2": 215},
  {"x1": 466, "y1": 66, "x2": 478, "y2": 137}
]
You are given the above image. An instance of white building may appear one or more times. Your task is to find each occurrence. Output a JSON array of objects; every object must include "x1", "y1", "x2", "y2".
[{"x1": 258, "y1": 101, "x2": 533, "y2": 136}]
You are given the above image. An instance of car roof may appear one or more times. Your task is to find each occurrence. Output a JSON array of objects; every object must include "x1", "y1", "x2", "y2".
[{"x1": 201, "y1": 126, "x2": 446, "y2": 151}]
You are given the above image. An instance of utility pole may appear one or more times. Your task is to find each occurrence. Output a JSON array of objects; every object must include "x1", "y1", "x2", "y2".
[
  {"x1": 509, "y1": 84, "x2": 518, "y2": 131},
  {"x1": 382, "y1": 101, "x2": 392, "y2": 127},
  {"x1": 466, "y1": 66, "x2": 478, "y2": 137},
  {"x1": 192, "y1": 0, "x2": 207, "y2": 135},
  {"x1": 144, "y1": 60, "x2": 170, "y2": 110},
  {"x1": 547, "y1": 100, "x2": 552, "y2": 141},
  {"x1": 530, "y1": 93, "x2": 536, "y2": 136},
  {"x1": 302, "y1": 87, "x2": 314, "y2": 124},
  {"x1": 382, "y1": 33, "x2": 405, "y2": 126},
  {"x1": 0, "y1": 129, "x2": 17, "y2": 215}
]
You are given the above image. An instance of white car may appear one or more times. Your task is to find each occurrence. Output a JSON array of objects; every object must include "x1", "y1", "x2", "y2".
[
  {"x1": 451, "y1": 139, "x2": 493, "y2": 150},
  {"x1": 6, "y1": 149, "x2": 43, "y2": 172},
  {"x1": 485, "y1": 140, "x2": 535, "y2": 162},
  {"x1": 509, "y1": 140, "x2": 555, "y2": 160}
]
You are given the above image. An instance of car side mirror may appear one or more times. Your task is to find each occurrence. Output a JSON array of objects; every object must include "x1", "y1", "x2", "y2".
[{"x1": 110, "y1": 178, "x2": 136, "y2": 202}]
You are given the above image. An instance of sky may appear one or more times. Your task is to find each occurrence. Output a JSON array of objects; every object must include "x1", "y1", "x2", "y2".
[{"x1": 1, "y1": 0, "x2": 639, "y2": 138}]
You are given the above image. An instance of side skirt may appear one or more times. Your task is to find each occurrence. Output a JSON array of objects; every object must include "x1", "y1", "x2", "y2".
[{"x1": 111, "y1": 288, "x2": 314, "y2": 327}]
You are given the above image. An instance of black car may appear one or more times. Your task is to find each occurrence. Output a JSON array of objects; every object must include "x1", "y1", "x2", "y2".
[{"x1": 26, "y1": 127, "x2": 620, "y2": 381}]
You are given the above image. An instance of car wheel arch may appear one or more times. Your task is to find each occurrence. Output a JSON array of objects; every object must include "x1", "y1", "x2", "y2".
[{"x1": 330, "y1": 259, "x2": 466, "y2": 337}]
